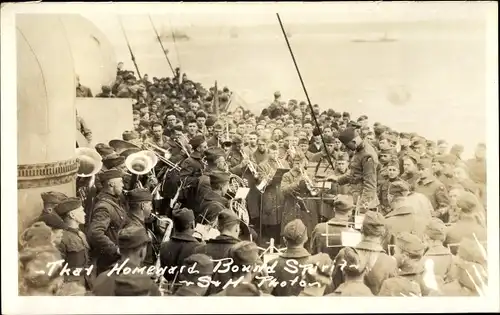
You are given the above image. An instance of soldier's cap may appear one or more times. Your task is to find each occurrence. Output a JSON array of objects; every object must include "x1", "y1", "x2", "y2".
[
  {"x1": 386, "y1": 159, "x2": 400, "y2": 169},
  {"x1": 450, "y1": 144, "x2": 464, "y2": 153},
  {"x1": 37, "y1": 212, "x2": 68, "y2": 230},
  {"x1": 457, "y1": 237, "x2": 487, "y2": 265},
  {"x1": 20, "y1": 222, "x2": 53, "y2": 248},
  {"x1": 114, "y1": 273, "x2": 158, "y2": 296},
  {"x1": 189, "y1": 135, "x2": 206, "y2": 150},
  {"x1": 127, "y1": 188, "x2": 152, "y2": 203},
  {"x1": 274, "y1": 91, "x2": 281, "y2": 97},
  {"x1": 95, "y1": 143, "x2": 115, "y2": 158},
  {"x1": 205, "y1": 115, "x2": 217, "y2": 127},
  {"x1": 322, "y1": 135, "x2": 335, "y2": 144},
  {"x1": 19, "y1": 247, "x2": 63, "y2": 289},
  {"x1": 132, "y1": 110, "x2": 140, "y2": 115},
  {"x1": 388, "y1": 180, "x2": 411, "y2": 196},
  {"x1": 298, "y1": 138, "x2": 309, "y2": 145},
  {"x1": 336, "y1": 247, "x2": 367, "y2": 275},
  {"x1": 204, "y1": 147, "x2": 225, "y2": 163},
  {"x1": 172, "y1": 207, "x2": 195, "y2": 225},
  {"x1": 342, "y1": 112, "x2": 350, "y2": 117},
  {"x1": 338, "y1": 128, "x2": 357, "y2": 146},
  {"x1": 425, "y1": 218, "x2": 447, "y2": 240},
  {"x1": 195, "y1": 110, "x2": 207, "y2": 119},
  {"x1": 209, "y1": 171, "x2": 231, "y2": 186},
  {"x1": 102, "y1": 153, "x2": 125, "y2": 169},
  {"x1": 395, "y1": 232, "x2": 426, "y2": 257},
  {"x1": 118, "y1": 226, "x2": 151, "y2": 250},
  {"x1": 228, "y1": 241, "x2": 263, "y2": 266},
  {"x1": 54, "y1": 197, "x2": 83, "y2": 217},
  {"x1": 122, "y1": 131, "x2": 139, "y2": 141},
  {"x1": 283, "y1": 219, "x2": 308, "y2": 244},
  {"x1": 312, "y1": 128, "x2": 322, "y2": 137},
  {"x1": 213, "y1": 122, "x2": 224, "y2": 131},
  {"x1": 361, "y1": 211, "x2": 386, "y2": 237},
  {"x1": 457, "y1": 191, "x2": 479, "y2": 213},
  {"x1": 411, "y1": 137, "x2": 426, "y2": 147},
  {"x1": 139, "y1": 120, "x2": 150, "y2": 128},
  {"x1": 183, "y1": 254, "x2": 214, "y2": 276},
  {"x1": 402, "y1": 152, "x2": 420, "y2": 165},
  {"x1": 139, "y1": 103, "x2": 148, "y2": 109},
  {"x1": 437, "y1": 139, "x2": 447, "y2": 146},
  {"x1": 100, "y1": 169, "x2": 126, "y2": 182},
  {"x1": 334, "y1": 195, "x2": 354, "y2": 213},
  {"x1": 417, "y1": 158, "x2": 433, "y2": 170},
  {"x1": 120, "y1": 148, "x2": 141, "y2": 158},
  {"x1": 232, "y1": 135, "x2": 243, "y2": 145},
  {"x1": 217, "y1": 209, "x2": 241, "y2": 229},
  {"x1": 40, "y1": 191, "x2": 69, "y2": 207},
  {"x1": 379, "y1": 148, "x2": 397, "y2": 155}
]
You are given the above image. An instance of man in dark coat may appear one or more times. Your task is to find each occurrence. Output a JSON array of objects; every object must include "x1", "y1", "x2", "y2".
[
  {"x1": 198, "y1": 171, "x2": 231, "y2": 224},
  {"x1": 87, "y1": 169, "x2": 128, "y2": 275},
  {"x1": 270, "y1": 219, "x2": 311, "y2": 296},
  {"x1": 92, "y1": 226, "x2": 160, "y2": 296},
  {"x1": 330, "y1": 128, "x2": 379, "y2": 212},
  {"x1": 414, "y1": 158, "x2": 450, "y2": 220},
  {"x1": 159, "y1": 208, "x2": 202, "y2": 283},
  {"x1": 194, "y1": 210, "x2": 242, "y2": 295}
]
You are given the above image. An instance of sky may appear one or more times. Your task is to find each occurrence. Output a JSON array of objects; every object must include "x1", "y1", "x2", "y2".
[{"x1": 77, "y1": 2, "x2": 493, "y2": 30}]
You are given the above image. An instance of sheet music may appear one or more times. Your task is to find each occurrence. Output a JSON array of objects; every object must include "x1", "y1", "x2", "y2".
[{"x1": 235, "y1": 187, "x2": 250, "y2": 199}]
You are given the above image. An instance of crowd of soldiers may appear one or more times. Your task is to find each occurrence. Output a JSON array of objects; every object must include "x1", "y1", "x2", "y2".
[{"x1": 18, "y1": 61, "x2": 488, "y2": 297}]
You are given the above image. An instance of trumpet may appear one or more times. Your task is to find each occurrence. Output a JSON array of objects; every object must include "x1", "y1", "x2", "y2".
[
  {"x1": 256, "y1": 167, "x2": 277, "y2": 193},
  {"x1": 300, "y1": 167, "x2": 318, "y2": 197},
  {"x1": 175, "y1": 134, "x2": 191, "y2": 158},
  {"x1": 240, "y1": 150, "x2": 258, "y2": 177}
]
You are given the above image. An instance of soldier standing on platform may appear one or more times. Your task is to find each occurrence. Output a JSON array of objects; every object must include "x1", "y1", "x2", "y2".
[{"x1": 329, "y1": 128, "x2": 379, "y2": 213}]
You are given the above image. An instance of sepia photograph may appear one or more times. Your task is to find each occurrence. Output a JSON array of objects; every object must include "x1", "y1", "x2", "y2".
[{"x1": 1, "y1": 2, "x2": 498, "y2": 314}]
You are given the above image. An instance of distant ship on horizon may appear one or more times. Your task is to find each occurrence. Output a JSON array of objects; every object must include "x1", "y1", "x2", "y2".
[{"x1": 351, "y1": 32, "x2": 397, "y2": 43}]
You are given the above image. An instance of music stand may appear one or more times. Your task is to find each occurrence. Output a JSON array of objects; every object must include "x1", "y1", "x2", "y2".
[{"x1": 259, "y1": 168, "x2": 289, "y2": 244}]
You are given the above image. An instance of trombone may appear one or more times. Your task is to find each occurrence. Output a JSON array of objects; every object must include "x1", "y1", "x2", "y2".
[{"x1": 142, "y1": 140, "x2": 181, "y2": 172}]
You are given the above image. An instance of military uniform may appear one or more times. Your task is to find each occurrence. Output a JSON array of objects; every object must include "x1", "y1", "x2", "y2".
[
  {"x1": 76, "y1": 84, "x2": 93, "y2": 98},
  {"x1": 327, "y1": 280, "x2": 374, "y2": 296},
  {"x1": 384, "y1": 202, "x2": 428, "y2": 246},
  {"x1": 336, "y1": 135, "x2": 379, "y2": 211},
  {"x1": 414, "y1": 176, "x2": 450, "y2": 218},
  {"x1": 444, "y1": 215, "x2": 487, "y2": 255},
  {"x1": 87, "y1": 171, "x2": 128, "y2": 275},
  {"x1": 268, "y1": 220, "x2": 310, "y2": 296},
  {"x1": 92, "y1": 227, "x2": 159, "y2": 296},
  {"x1": 198, "y1": 173, "x2": 230, "y2": 224}
]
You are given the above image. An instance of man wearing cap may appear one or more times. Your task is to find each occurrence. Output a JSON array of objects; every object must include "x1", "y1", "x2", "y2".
[
  {"x1": 226, "y1": 135, "x2": 249, "y2": 176},
  {"x1": 92, "y1": 226, "x2": 160, "y2": 296},
  {"x1": 431, "y1": 155, "x2": 455, "y2": 190},
  {"x1": 269, "y1": 219, "x2": 311, "y2": 296},
  {"x1": 172, "y1": 254, "x2": 214, "y2": 296},
  {"x1": 442, "y1": 238, "x2": 487, "y2": 296},
  {"x1": 422, "y1": 218, "x2": 454, "y2": 283},
  {"x1": 124, "y1": 188, "x2": 152, "y2": 230},
  {"x1": 308, "y1": 135, "x2": 336, "y2": 179},
  {"x1": 384, "y1": 181, "x2": 428, "y2": 245},
  {"x1": 444, "y1": 192, "x2": 487, "y2": 255},
  {"x1": 54, "y1": 198, "x2": 92, "y2": 287},
  {"x1": 378, "y1": 159, "x2": 402, "y2": 215},
  {"x1": 159, "y1": 208, "x2": 202, "y2": 284},
  {"x1": 37, "y1": 191, "x2": 69, "y2": 219},
  {"x1": 214, "y1": 241, "x2": 269, "y2": 296},
  {"x1": 179, "y1": 135, "x2": 207, "y2": 180},
  {"x1": 329, "y1": 247, "x2": 373, "y2": 296},
  {"x1": 379, "y1": 232, "x2": 429, "y2": 296},
  {"x1": 206, "y1": 123, "x2": 224, "y2": 148},
  {"x1": 195, "y1": 210, "x2": 243, "y2": 296},
  {"x1": 198, "y1": 171, "x2": 231, "y2": 225},
  {"x1": 281, "y1": 153, "x2": 317, "y2": 237},
  {"x1": 329, "y1": 128, "x2": 379, "y2": 213},
  {"x1": 88, "y1": 169, "x2": 129, "y2": 275},
  {"x1": 401, "y1": 152, "x2": 421, "y2": 189},
  {"x1": 310, "y1": 195, "x2": 354, "y2": 260},
  {"x1": 193, "y1": 148, "x2": 228, "y2": 210},
  {"x1": 330, "y1": 152, "x2": 352, "y2": 196},
  {"x1": 414, "y1": 158, "x2": 450, "y2": 221}
]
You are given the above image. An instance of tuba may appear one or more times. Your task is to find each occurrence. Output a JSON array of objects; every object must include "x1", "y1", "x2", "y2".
[
  {"x1": 124, "y1": 150, "x2": 158, "y2": 190},
  {"x1": 75, "y1": 147, "x2": 103, "y2": 202}
]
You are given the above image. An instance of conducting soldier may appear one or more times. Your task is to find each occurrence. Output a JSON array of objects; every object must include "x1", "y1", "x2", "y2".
[
  {"x1": 329, "y1": 128, "x2": 379, "y2": 213},
  {"x1": 87, "y1": 169, "x2": 128, "y2": 275}
]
